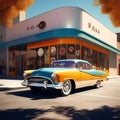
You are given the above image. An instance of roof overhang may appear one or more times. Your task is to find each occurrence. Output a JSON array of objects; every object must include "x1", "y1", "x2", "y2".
[{"x1": 0, "y1": 28, "x2": 120, "y2": 54}]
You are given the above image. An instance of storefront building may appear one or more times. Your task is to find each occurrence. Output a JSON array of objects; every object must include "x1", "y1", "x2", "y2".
[
  {"x1": 117, "y1": 33, "x2": 120, "y2": 75},
  {"x1": 0, "y1": 6, "x2": 119, "y2": 77}
]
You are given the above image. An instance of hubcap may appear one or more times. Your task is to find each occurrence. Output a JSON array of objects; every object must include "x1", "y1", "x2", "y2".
[{"x1": 63, "y1": 81, "x2": 71, "y2": 95}]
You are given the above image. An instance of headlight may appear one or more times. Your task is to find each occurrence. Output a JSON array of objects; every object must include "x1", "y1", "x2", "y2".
[
  {"x1": 23, "y1": 72, "x2": 29, "y2": 80},
  {"x1": 23, "y1": 72, "x2": 27, "y2": 77},
  {"x1": 51, "y1": 72, "x2": 58, "y2": 83}
]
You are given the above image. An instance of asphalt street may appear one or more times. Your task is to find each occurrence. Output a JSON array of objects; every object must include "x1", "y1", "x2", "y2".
[{"x1": 0, "y1": 77, "x2": 120, "y2": 120}]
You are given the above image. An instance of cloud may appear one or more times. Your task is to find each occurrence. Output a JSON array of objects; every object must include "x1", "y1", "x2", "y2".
[
  {"x1": 0, "y1": 0, "x2": 34, "y2": 27},
  {"x1": 94, "y1": 0, "x2": 120, "y2": 27}
]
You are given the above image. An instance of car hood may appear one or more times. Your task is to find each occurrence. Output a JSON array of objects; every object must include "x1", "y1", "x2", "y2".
[
  {"x1": 30, "y1": 68, "x2": 72, "y2": 77},
  {"x1": 81, "y1": 69, "x2": 106, "y2": 76}
]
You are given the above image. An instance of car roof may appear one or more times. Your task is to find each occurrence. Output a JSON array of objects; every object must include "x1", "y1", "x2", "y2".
[{"x1": 55, "y1": 59, "x2": 91, "y2": 64}]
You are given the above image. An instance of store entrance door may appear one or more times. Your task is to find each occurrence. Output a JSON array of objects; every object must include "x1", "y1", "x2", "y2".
[
  {"x1": 16, "y1": 54, "x2": 26, "y2": 76},
  {"x1": 118, "y1": 59, "x2": 120, "y2": 75}
]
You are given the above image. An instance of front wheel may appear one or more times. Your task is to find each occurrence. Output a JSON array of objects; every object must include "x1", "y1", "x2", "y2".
[{"x1": 60, "y1": 80, "x2": 72, "y2": 96}]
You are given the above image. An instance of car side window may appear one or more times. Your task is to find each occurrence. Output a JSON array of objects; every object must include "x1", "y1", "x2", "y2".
[
  {"x1": 86, "y1": 63, "x2": 92, "y2": 70},
  {"x1": 77, "y1": 62, "x2": 92, "y2": 70}
]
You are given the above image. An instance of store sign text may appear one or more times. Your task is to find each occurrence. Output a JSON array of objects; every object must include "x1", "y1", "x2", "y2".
[
  {"x1": 88, "y1": 23, "x2": 100, "y2": 34},
  {"x1": 26, "y1": 24, "x2": 39, "y2": 31},
  {"x1": 26, "y1": 21, "x2": 46, "y2": 31}
]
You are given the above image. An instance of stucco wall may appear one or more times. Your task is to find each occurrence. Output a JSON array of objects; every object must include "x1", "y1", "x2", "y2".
[
  {"x1": 6, "y1": 6, "x2": 117, "y2": 49},
  {"x1": 109, "y1": 51, "x2": 117, "y2": 76},
  {"x1": 0, "y1": 48, "x2": 7, "y2": 76},
  {"x1": 81, "y1": 11, "x2": 117, "y2": 49},
  {"x1": 117, "y1": 33, "x2": 120, "y2": 75}
]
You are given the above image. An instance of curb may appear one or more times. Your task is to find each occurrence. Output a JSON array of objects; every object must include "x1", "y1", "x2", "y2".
[
  {"x1": 0, "y1": 79, "x2": 25, "y2": 90},
  {"x1": 107, "y1": 75, "x2": 120, "y2": 79}
]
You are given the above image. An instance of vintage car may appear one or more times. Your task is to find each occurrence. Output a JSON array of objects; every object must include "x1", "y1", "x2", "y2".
[{"x1": 22, "y1": 59, "x2": 107, "y2": 96}]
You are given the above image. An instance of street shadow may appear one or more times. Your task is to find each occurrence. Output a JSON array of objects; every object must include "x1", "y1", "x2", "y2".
[
  {"x1": 7, "y1": 86, "x2": 95, "y2": 100},
  {"x1": 0, "y1": 87, "x2": 13, "y2": 91},
  {"x1": 72, "y1": 86, "x2": 95, "y2": 94},
  {"x1": 0, "y1": 84, "x2": 11, "y2": 91},
  {"x1": 7, "y1": 88, "x2": 62, "y2": 100},
  {"x1": 0, "y1": 105, "x2": 120, "y2": 120}
]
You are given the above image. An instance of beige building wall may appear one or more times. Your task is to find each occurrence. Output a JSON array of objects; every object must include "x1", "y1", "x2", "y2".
[
  {"x1": 109, "y1": 51, "x2": 117, "y2": 75},
  {"x1": 13, "y1": 11, "x2": 26, "y2": 24}
]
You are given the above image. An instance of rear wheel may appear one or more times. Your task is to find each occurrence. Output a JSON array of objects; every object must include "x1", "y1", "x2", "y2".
[
  {"x1": 60, "y1": 80, "x2": 72, "y2": 96},
  {"x1": 95, "y1": 80, "x2": 102, "y2": 88}
]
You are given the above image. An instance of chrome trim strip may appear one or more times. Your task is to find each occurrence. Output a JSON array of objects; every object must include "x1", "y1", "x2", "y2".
[
  {"x1": 22, "y1": 81, "x2": 63, "y2": 89},
  {"x1": 75, "y1": 79, "x2": 105, "y2": 88},
  {"x1": 27, "y1": 75, "x2": 54, "y2": 84}
]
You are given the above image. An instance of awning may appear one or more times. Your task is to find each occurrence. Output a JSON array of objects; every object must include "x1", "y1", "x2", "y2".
[
  {"x1": 78, "y1": 31, "x2": 120, "y2": 54},
  {"x1": 0, "y1": 28, "x2": 120, "y2": 54}
]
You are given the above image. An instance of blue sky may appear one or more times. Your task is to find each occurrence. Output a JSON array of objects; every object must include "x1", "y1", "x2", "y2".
[{"x1": 26, "y1": 0, "x2": 120, "y2": 33}]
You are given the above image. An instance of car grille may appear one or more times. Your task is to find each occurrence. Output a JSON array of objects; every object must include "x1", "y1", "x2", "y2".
[{"x1": 27, "y1": 77, "x2": 52, "y2": 84}]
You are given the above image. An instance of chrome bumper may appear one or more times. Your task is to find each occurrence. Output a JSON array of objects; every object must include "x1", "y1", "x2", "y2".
[{"x1": 22, "y1": 81, "x2": 63, "y2": 89}]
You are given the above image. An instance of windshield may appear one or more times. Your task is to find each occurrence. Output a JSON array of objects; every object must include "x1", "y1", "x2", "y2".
[{"x1": 51, "y1": 61, "x2": 76, "y2": 68}]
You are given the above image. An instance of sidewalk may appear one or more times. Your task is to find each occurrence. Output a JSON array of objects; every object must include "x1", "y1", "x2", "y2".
[
  {"x1": 107, "y1": 75, "x2": 120, "y2": 80},
  {"x1": 0, "y1": 75, "x2": 119, "y2": 90},
  {"x1": 0, "y1": 79, "x2": 25, "y2": 89}
]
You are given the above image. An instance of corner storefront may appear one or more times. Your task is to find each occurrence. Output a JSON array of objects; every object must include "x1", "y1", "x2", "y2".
[{"x1": 0, "y1": 6, "x2": 119, "y2": 77}]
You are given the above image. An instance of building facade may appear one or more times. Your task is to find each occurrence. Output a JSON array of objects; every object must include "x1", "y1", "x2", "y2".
[
  {"x1": 0, "y1": 6, "x2": 119, "y2": 77},
  {"x1": 117, "y1": 33, "x2": 120, "y2": 75}
]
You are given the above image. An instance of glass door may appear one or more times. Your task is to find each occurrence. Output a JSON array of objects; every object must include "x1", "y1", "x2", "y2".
[
  {"x1": 8, "y1": 50, "x2": 16, "y2": 76},
  {"x1": 9, "y1": 44, "x2": 27, "y2": 77},
  {"x1": 16, "y1": 54, "x2": 26, "y2": 76}
]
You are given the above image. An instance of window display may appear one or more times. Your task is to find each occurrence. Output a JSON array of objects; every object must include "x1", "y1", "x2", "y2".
[
  {"x1": 27, "y1": 43, "x2": 80, "y2": 69},
  {"x1": 8, "y1": 38, "x2": 109, "y2": 77},
  {"x1": 27, "y1": 46, "x2": 49, "y2": 69},
  {"x1": 50, "y1": 45, "x2": 57, "y2": 64},
  {"x1": 9, "y1": 45, "x2": 27, "y2": 76},
  {"x1": 9, "y1": 51, "x2": 15, "y2": 72},
  {"x1": 82, "y1": 46, "x2": 108, "y2": 70}
]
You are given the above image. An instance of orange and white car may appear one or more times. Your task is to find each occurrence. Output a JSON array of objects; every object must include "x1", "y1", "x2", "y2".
[{"x1": 22, "y1": 59, "x2": 107, "y2": 96}]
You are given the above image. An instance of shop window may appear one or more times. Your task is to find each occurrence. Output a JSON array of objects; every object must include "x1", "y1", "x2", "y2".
[
  {"x1": 37, "y1": 47, "x2": 44, "y2": 68},
  {"x1": 76, "y1": 44, "x2": 80, "y2": 59},
  {"x1": 27, "y1": 49, "x2": 37, "y2": 69},
  {"x1": 118, "y1": 59, "x2": 120, "y2": 75},
  {"x1": 27, "y1": 46, "x2": 49, "y2": 69},
  {"x1": 82, "y1": 46, "x2": 108, "y2": 70},
  {"x1": 44, "y1": 46, "x2": 50, "y2": 67},
  {"x1": 9, "y1": 51, "x2": 15, "y2": 72},
  {"x1": 9, "y1": 45, "x2": 27, "y2": 76},
  {"x1": 82, "y1": 46, "x2": 97, "y2": 68},
  {"x1": 0, "y1": 49, "x2": 6, "y2": 75},
  {"x1": 50, "y1": 45, "x2": 57, "y2": 64},
  {"x1": 58, "y1": 44, "x2": 66, "y2": 60},
  {"x1": 82, "y1": 47, "x2": 93, "y2": 63},
  {"x1": 27, "y1": 43, "x2": 80, "y2": 69},
  {"x1": 97, "y1": 52, "x2": 108, "y2": 70},
  {"x1": 67, "y1": 44, "x2": 75, "y2": 59},
  {"x1": 37, "y1": 46, "x2": 49, "y2": 68},
  {"x1": 58, "y1": 44, "x2": 80, "y2": 60}
]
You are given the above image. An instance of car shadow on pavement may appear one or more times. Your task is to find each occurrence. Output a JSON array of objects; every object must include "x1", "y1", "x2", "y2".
[
  {"x1": 7, "y1": 86, "x2": 95, "y2": 100},
  {"x1": 72, "y1": 86, "x2": 95, "y2": 94},
  {"x1": 0, "y1": 105, "x2": 120, "y2": 120},
  {"x1": 0, "y1": 88, "x2": 12, "y2": 91},
  {"x1": 7, "y1": 88, "x2": 62, "y2": 100}
]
